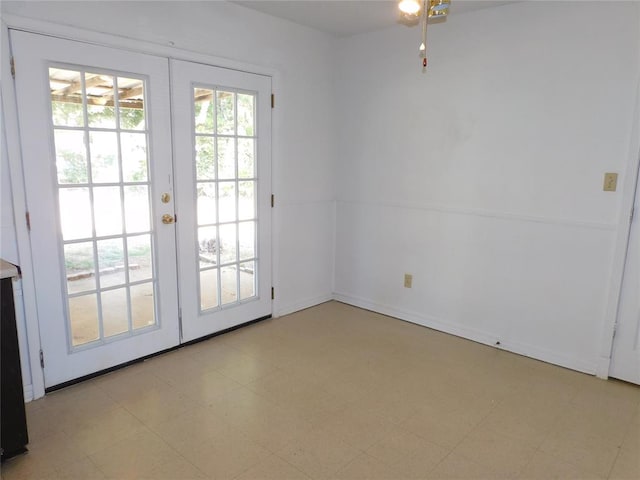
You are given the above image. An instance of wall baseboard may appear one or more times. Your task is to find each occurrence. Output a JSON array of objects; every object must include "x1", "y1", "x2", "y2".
[
  {"x1": 274, "y1": 293, "x2": 333, "y2": 318},
  {"x1": 23, "y1": 383, "x2": 34, "y2": 403},
  {"x1": 333, "y1": 292, "x2": 598, "y2": 377}
]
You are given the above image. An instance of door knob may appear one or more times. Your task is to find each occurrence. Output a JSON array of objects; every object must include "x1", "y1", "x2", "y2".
[{"x1": 162, "y1": 214, "x2": 175, "y2": 224}]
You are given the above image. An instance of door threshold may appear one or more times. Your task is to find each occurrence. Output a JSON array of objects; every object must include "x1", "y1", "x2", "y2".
[{"x1": 45, "y1": 314, "x2": 271, "y2": 394}]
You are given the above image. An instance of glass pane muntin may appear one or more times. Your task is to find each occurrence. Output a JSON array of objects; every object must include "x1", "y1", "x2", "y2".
[
  {"x1": 49, "y1": 65, "x2": 159, "y2": 350},
  {"x1": 193, "y1": 84, "x2": 258, "y2": 313}
]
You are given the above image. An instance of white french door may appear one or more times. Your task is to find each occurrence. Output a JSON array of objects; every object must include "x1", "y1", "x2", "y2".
[
  {"x1": 171, "y1": 60, "x2": 272, "y2": 342},
  {"x1": 609, "y1": 167, "x2": 640, "y2": 385},
  {"x1": 10, "y1": 31, "x2": 272, "y2": 388}
]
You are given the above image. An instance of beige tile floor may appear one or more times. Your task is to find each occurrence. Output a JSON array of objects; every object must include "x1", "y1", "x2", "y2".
[{"x1": 2, "y1": 301, "x2": 639, "y2": 480}]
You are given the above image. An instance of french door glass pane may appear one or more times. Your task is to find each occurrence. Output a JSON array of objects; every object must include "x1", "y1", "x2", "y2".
[
  {"x1": 86, "y1": 73, "x2": 116, "y2": 128},
  {"x1": 221, "y1": 266, "x2": 238, "y2": 305},
  {"x1": 121, "y1": 133, "x2": 148, "y2": 181},
  {"x1": 69, "y1": 294, "x2": 100, "y2": 346},
  {"x1": 216, "y1": 91, "x2": 235, "y2": 134},
  {"x1": 97, "y1": 238, "x2": 126, "y2": 288},
  {"x1": 237, "y1": 94, "x2": 255, "y2": 136},
  {"x1": 238, "y1": 221, "x2": 255, "y2": 261},
  {"x1": 102, "y1": 288, "x2": 129, "y2": 338},
  {"x1": 128, "y1": 235, "x2": 153, "y2": 282},
  {"x1": 64, "y1": 242, "x2": 95, "y2": 294},
  {"x1": 197, "y1": 182, "x2": 217, "y2": 225},
  {"x1": 195, "y1": 136, "x2": 216, "y2": 180},
  {"x1": 59, "y1": 188, "x2": 92, "y2": 240},
  {"x1": 118, "y1": 77, "x2": 146, "y2": 130},
  {"x1": 218, "y1": 183, "x2": 237, "y2": 223},
  {"x1": 238, "y1": 138, "x2": 255, "y2": 178},
  {"x1": 124, "y1": 186, "x2": 150, "y2": 233},
  {"x1": 193, "y1": 85, "x2": 258, "y2": 312},
  {"x1": 50, "y1": 68, "x2": 85, "y2": 127},
  {"x1": 54, "y1": 129, "x2": 88, "y2": 184},
  {"x1": 93, "y1": 187, "x2": 123, "y2": 237},
  {"x1": 90, "y1": 132, "x2": 119, "y2": 183},
  {"x1": 239, "y1": 261, "x2": 255, "y2": 300},
  {"x1": 200, "y1": 269, "x2": 219, "y2": 310},
  {"x1": 131, "y1": 283, "x2": 155, "y2": 330},
  {"x1": 50, "y1": 66, "x2": 158, "y2": 349},
  {"x1": 238, "y1": 181, "x2": 255, "y2": 220},
  {"x1": 217, "y1": 137, "x2": 235, "y2": 179}
]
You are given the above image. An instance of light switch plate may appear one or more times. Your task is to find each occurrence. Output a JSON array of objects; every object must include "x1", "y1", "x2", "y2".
[
  {"x1": 604, "y1": 173, "x2": 618, "y2": 192},
  {"x1": 404, "y1": 274, "x2": 412, "y2": 288}
]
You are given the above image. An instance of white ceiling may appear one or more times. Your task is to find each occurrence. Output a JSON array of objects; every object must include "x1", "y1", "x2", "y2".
[{"x1": 234, "y1": 1, "x2": 514, "y2": 37}]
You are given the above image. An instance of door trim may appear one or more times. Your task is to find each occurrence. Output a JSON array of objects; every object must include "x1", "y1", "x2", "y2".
[
  {"x1": 2, "y1": 16, "x2": 281, "y2": 399},
  {"x1": 598, "y1": 78, "x2": 640, "y2": 379},
  {"x1": 1, "y1": 21, "x2": 45, "y2": 400}
]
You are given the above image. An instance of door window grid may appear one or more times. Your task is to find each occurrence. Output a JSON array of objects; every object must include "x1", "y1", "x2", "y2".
[
  {"x1": 48, "y1": 66, "x2": 158, "y2": 349},
  {"x1": 194, "y1": 86, "x2": 258, "y2": 311}
]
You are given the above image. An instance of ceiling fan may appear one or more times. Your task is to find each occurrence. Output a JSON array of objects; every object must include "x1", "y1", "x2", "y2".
[{"x1": 398, "y1": 0, "x2": 451, "y2": 71}]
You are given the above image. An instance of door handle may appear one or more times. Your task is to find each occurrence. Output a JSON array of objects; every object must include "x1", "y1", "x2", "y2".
[{"x1": 162, "y1": 214, "x2": 175, "y2": 224}]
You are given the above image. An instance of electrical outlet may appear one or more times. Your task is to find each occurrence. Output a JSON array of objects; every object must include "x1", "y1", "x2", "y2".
[
  {"x1": 603, "y1": 172, "x2": 618, "y2": 192},
  {"x1": 404, "y1": 273, "x2": 413, "y2": 288}
]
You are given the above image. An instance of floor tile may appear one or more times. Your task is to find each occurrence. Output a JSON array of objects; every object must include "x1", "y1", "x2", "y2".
[
  {"x1": 365, "y1": 425, "x2": 450, "y2": 479},
  {"x1": 149, "y1": 405, "x2": 230, "y2": 455},
  {"x1": 402, "y1": 403, "x2": 490, "y2": 449},
  {"x1": 516, "y1": 450, "x2": 601, "y2": 479},
  {"x1": 1, "y1": 432, "x2": 83, "y2": 479},
  {"x1": 88, "y1": 429, "x2": 174, "y2": 478},
  {"x1": 334, "y1": 453, "x2": 400, "y2": 480},
  {"x1": 316, "y1": 401, "x2": 398, "y2": 451},
  {"x1": 609, "y1": 446, "x2": 640, "y2": 480},
  {"x1": 53, "y1": 457, "x2": 106, "y2": 480},
  {"x1": 277, "y1": 428, "x2": 362, "y2": 479},
  {"x1": 179, "y1": 428, "x2": 271, "y2": 479},
  {"x1": 365, "y1": 425, "x2": 449, "y2": 469},
  {"x1": 453, "y1": 425, "x2": 538, "y2": 476},
  {"x1": 119, "y1": 386, "x2": 200, "y2": 427},
  {"x1": 64, "y1": 406, "x2": 146, "y2": 456},
  {"x1": 235, "y1": 454, "x2": 311, "y2": 480},
  {"x1": 539, "y1": 427, "x2": 620, "y2": 478},
  {"x1": 425, "y1": 452, "x2": 505, "y2": 479}
]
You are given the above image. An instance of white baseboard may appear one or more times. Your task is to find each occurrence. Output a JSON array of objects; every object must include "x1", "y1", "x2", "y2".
[
  {"x1": 274, "y1": 293, "x2": 334, "y2": 318},
  {"x1": 23, "y1": 383, "x2": 34, "y2": 403},
  {"x1": 333, "y1": 292, "x2": 597, "y2": 376},
  {"x1": 595, "y1": 356, "x2": 612, "y2": 379}
]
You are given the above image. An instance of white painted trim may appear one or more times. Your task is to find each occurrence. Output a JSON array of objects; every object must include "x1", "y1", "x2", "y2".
[
  {"x1": 273, "y1": 294, "x2": 333, "y2": 318},
  {"x1": 333, "y1": 292, "x2": 599, "y2": 376},
  {"x1": 336, "y1": 199, "x2": 617, "y2": 231},
  {"x1": 1, "y1": 20, "x2": 46, "y2": 400},
  {"x1": 23, "y1": 384, "x2": 33, "y2": 403},
  {"x1": 598, "y1": 5, "x2": 640, "y2": 379},
  {"x1": 1, "y1": 14, "x2": 279, "y2": 79},
  {"x1": 331, "y1": 200, "x2": 337, "y2": 296},
  {"x1": 271, "y1": 90, "x2": 279, "y2": 322},
  {"x1": 277, "y1": 198, "x2": 336, "y2": 207}
]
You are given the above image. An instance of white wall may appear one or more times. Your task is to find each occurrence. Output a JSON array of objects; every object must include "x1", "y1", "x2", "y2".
[
  {"x1": 334, "y1": 1, "x2": 640, "y2": 374},
  {"x1": 1, "y1": 0, "x2": 337, "y2": 397}
]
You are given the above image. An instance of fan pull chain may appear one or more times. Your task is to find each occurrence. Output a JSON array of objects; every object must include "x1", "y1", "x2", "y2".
[{"x1": 420, "y1": 0, "x2": 428, "y2": 72}]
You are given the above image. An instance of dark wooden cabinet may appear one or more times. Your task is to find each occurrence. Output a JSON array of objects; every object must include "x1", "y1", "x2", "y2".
[{"x1": 1, "y1": 269, "x2": 29, "y2": 461}]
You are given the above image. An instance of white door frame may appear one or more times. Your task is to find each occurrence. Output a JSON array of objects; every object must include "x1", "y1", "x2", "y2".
[
  {"x1": 1, "y1": 14, "x2": 282, "y2": 400},
  {"x1": 598, "y1": 75, "x2": 640, "y2": 379}
]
